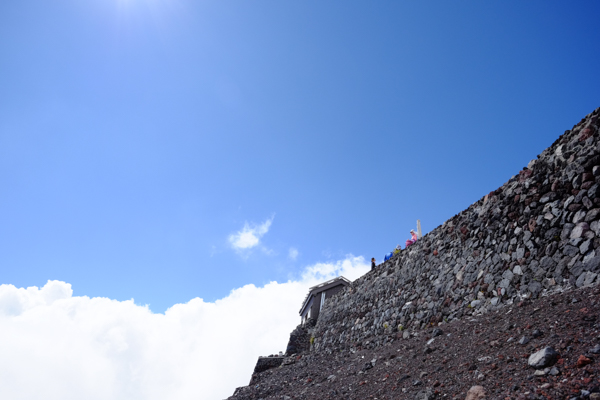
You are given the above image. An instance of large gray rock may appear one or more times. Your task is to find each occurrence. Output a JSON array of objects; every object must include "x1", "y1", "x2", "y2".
[
  {"x1": 540, "y1": 256, "x2": 556, "y2": 269},
  {"x1": 584, "y1": 255, "x2": 600, "y2": 272},
  {"x1": 576, "y1": 272, "x2": 587, "y2": 287},
  {"x1": 528, "y1": 281, "x2": 542, "y2": 296},
  {"x1": 563, "y1": 245, "x2": 580, "y2": 257},
  {"x1": 513, "y1": 265, "x2": 523, "y2": 275},
  {"x1": 498, "y1": 278, "x2": 511, "y2": 289},
  {"x1": 502, "y1": 269, "x2": 514, "y2": 281},
  {"x1": 561, "y1": 223, "x2": 575, "y2": 239},
  {"x1": 470, "y1": 300, "x2": 482, "y2": 308},
  {"x1": 528, "y1": 347, "x2": 559, "y2": 369},
  {"x1": 591, "y1": 220, "x2": 600, "y2": 236},
  {"x1": 580, "y1": 239, "x2": 592, "y2": 254},
  {"x1": 571, "y1": 262, "x2": 585, "y2": 278},
  {"x1": 583, "y1": 250, "x2": 597, "y2": 264},
  {"x1": 573, "y1": 210, "x2": 587, "y2": 223},
  {"x1": 585, "y1": 208, "x2": 600, "y2": 222},
  {"x1": 415, "y1": 388, "x2": 434, "y2": 400},
  {"x1": 575, "y1": 189, "x2": 588, "y2": 203},
  {"x1": 581, "y1": 271, "x2": 598, "y2": 286},
  {"x1": 570, "y1": 223, "x2": 590, "y2": 239}
]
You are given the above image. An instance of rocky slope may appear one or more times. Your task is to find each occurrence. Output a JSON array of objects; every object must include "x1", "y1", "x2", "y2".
[
  {"x1": 230, "y1": 284, "x2": 600, "y2": 400},
  {"x1": 227, "y1": 107, "x2": 600, "y2": 400}
]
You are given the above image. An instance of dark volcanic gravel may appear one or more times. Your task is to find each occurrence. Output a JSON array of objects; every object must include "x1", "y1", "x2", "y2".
[{"x1": 229, "y1": 284, "x2": 600, "y2": 400}]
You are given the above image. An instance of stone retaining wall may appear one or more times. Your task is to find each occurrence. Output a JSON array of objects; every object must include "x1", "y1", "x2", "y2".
[
  {"x1": 312, "y1": 107, "x2": 600, "y2": 354},
  {"x1": 253, "y1": 356, "x2": 285, "y2": 374},
  {"x1": 284, "y1": 318, "x2": 315, "y2": 356}
]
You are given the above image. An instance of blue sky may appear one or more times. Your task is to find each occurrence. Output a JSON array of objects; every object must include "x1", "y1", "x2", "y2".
[{"x1": 1, "y1": 0, "x2": 600, "y2": 315}]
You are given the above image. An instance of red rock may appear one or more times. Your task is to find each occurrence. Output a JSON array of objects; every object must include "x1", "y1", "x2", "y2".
[
  {"x1": 552, "y1": 180, "x2": 561, "y2": 191},
  {"x1": 579, "y1": 128, "x2": 593, "y2": 142},
  {"x1": 519, "y1": 169, "x2": 533, "y2": 182},
  {"x1": 582, "y1": 181, "x2": 595, "y2": 190},
  {"x1": 528, "y1": 218, "x2": 537, "y2": 232},
  {"x1": 577, "y1": 355, "x2": 592, "y2": 367}
]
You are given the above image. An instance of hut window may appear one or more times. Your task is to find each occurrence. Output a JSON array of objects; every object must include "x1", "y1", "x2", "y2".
[{"x1": 320, "y1": 292, "x2": 326, "y2": 311}]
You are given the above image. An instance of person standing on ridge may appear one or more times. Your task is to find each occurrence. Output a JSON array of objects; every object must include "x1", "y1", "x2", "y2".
[
  {"x1": 371, "y1": 258, "x2": 376, "y2": 270},
  {"x1": 405, "y1": 229, "x2": 418, "y2": 248}
]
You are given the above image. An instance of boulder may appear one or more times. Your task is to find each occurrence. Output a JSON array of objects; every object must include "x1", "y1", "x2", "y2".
[
  {"x1": 528, "y1": 347, "x2": 559, "y2": 369},
  {"x1": 465, "y1": 385, "x2": 487, "y2": 400}
]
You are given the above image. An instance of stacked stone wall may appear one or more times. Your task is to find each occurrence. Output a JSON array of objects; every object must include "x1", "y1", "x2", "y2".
[
  {"x1": 253, "y1": 356, "x2": 285, "y2": 374},
  {"x1": 312, "y1": 107, "x2": 600, "y2": 354},
  {"x1": 284, "y1": 318, "x2": 315, "y2": 356}
]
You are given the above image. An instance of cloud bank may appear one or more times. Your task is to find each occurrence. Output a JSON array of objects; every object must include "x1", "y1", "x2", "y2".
[
  {"x1": 0, "y1": 256, "x2": 369, "y2": 400},
  {"x1": 228, "y1": 217, "x2": 274, "y2": 250}
]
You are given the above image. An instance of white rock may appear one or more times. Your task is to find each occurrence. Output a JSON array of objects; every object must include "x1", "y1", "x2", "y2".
[{"x1": 465, "y1": 385, "x2": 486, "y2": 400}]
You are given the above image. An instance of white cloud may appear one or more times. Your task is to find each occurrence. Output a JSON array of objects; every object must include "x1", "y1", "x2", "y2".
[
  {"x1": 288, "y1": 247, "x2": 299, "y2": 261},
  {"x1": 0, "y1": 256, "x2": 369, "y2": 400},
  {"x1": 228, "y1": 217, "x2": 273, "y2": 250}
]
